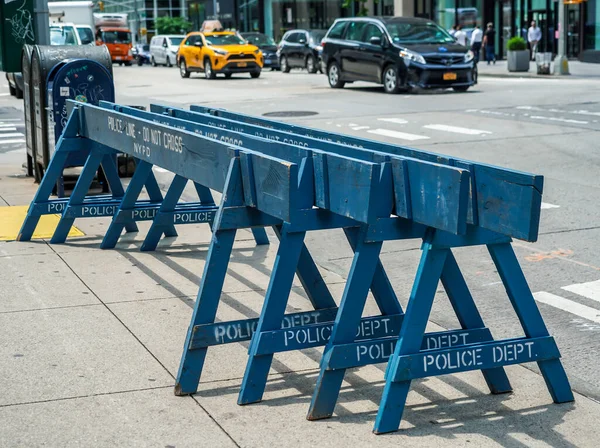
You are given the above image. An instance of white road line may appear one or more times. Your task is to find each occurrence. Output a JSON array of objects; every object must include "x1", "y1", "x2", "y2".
[
  {"x1": 0, "y1": 132, "x2": 25, "y2": 139},
  {"x1": 378, "y1": 118, "x2": 408, "y2": 124},
  {"x1": 367, "y1": 128, "x2": 429, "y2": 141},
  {"x1": 562, "y1": 280, "x2": 600, "y2": 303},
  {"x1": 0, "y1": 132, "x2": 25, "y2": 141},
  {"x1": 0, "y1": 127, "x2": 17, "y2": 132},
  {"x1": 351, "y1": 126, "x2": 370, "y2": 131},
  {"x1": 0, "y1": 119, "x2": 23, "y2": 122},
  {"x1": 533, "y1": 291, "x2": 600, "y2": 324},
  {"x1": 0, "y1": 123, "x2": 17, "y2": 127},
  {"x1": 529, "y1": 115, "x2": 588, "y2": 124},
  {"x1": 423, "y1": 124, "x2": 492, "y2": 136},
  {"x1": 0, "y1": 139, "x2": 26, "y2": 145},
  {"x1": 0, "y1": 93, "x2": 10, "y2": 97},
  {"x1": 541, "y1": 202, "x2": 560, "y2": 209}
]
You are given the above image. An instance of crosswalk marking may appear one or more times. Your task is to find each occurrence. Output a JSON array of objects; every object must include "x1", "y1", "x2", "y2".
[
  {"x1": 562, "y1": 280, "x2": 600, "y2": 303},
  {"x1": 0, "y1": 126, "x2": 17, "y2": 132},
  {"x1": 533, "y1": 291, "x2": 600, "y2": 324},
  {"x1": 378, "y1": 118, "x2": 408, "y2": 124},
  {"x1": 367, "y1": 128, "x2": 429, "y2": 141},
  {"x1": 529, "y1": 115, "x2": 588, "y2": 125},
  {"x1": 0, "y1": 132, "x2": 25, "y2": 139},
  {"x1": 351, "y1": 126, "x2": 369, "y2": 131},
  {"x1": 0, "y1": 139, "x2": 26, "y2": 145},
  {"x1": 423, "y1": 124, "x2": 492, "y2": 136}
]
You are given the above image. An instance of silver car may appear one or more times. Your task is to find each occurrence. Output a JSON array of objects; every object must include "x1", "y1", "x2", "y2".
[{"x1": 150, "y1": 34, "x2": 185, "y2": 67}]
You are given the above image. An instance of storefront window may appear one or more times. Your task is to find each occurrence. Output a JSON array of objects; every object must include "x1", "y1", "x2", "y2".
[
  {"x1": 584, "y1": 0, "x2": 599, "y2": 51},
  {"x1": 239, "y1": 0, "x2": 261, "y2": 32},
  {"x1": 435, "y1": 0, "x2": 456, "y2": 32},
  {"x1": 268, "y1": 0, "x2": 341, "y2": 41}
]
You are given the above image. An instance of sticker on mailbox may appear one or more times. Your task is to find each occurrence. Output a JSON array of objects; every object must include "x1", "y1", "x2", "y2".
[{"x1": 60, "y1": 87, "x2": 70, "y2": 97}]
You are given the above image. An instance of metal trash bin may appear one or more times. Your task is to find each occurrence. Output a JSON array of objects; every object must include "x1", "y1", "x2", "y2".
[
  {"x1": 30, "y1": 45, "x2": 112, "y2": 177},
  {"x1": 536, "y1": 52, "x2": 552, "y2": 75},
  {"x1": 21, "y1": 45, "x2": 39, "y2": 181}
]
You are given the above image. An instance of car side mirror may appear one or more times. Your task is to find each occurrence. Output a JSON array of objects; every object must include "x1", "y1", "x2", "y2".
[
  {"x1": 369, "y1": 36, "x2": 382, "y2": 46},
  {"x1": 194, "y1": 41, "x2": 203, "y2": 47},
  {"x1": 163, "y1": 43, "x2": 168, "y2": 48},
  {"x1": 298, "y1": 38, "x2": 307, "y2": 44}
]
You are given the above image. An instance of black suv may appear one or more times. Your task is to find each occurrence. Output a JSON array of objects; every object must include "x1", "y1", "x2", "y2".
[
  {"x1": 321, "y1": 17, "x2": 476, "y2": 93},
  {"x1": 278, "y1": 29, "x2": 327, "y2": 73},
  {"x1": 241, "y1": 32, "x2": 280, "y2": 70}
]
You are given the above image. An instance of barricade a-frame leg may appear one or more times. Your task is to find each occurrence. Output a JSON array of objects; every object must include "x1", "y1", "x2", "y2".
[
  {"x1": 50, "y1": 143, "x2": 136, "y2": 244},
  {"x1": 101, "y1": 160, "x2": 176, "y2": 249},
  {"x1": 18, "y1": 110, "x2": 83, "y2": 241},
  {"x1": 487, "y1": 242, "x2": 574, "y2": 403}
]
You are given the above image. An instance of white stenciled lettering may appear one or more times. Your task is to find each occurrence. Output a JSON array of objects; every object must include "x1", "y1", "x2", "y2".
[
  {"x1": 214, "y1": 321, "x2": 258, "y2": 344},
  {"x1": 283, "y1": 325, "x2": 332, "y2": 347},
  {"x1": 163, "y1": 132, "x2": 183, "y2": 153},
  {"x1": 493, "y1": 342, "x2": 534, "y2": 363},
  {"x1": 47, "y1": 202, "x2": 65, "y2": 213},
  {"x1": 423, "y1": 348, "x2": 484, "y2": 373},
  {"x1": 126, "y1": 122, "x2": 136, "y2": 139},
  {"x1": 425, "y1": 332, "x2": 469, "y2": 350},
  {"x1": 108, "y1": 116, "x2": 124, "y2": 134},
  {"x1": 356, "y1": 341, "x2": 395, "y2": 362},
  {"x1": 133, "y1": 142, "x2": 151, "y2": 158}
]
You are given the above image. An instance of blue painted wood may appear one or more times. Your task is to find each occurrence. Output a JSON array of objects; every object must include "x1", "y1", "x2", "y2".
[
  {"x1": 440, "y1": 252, "x2": 512, "y2": 394},
  {"x1": 190, "y1": 308, "x2": 340, "y2": 349},
  {"x1": 487, "y1": 243, "x2": 574, "y2": 403},
  {"x1": 18, "y1": 110, "x2": 83, "y2": 241},
  {"x1": 307, "y1": 226, "x2": 384, "y2": 421},
  {"x1": 373, "y1": 242, "x2": 448, "y2": 434},
  {"x1": 188, "y1": 104, "x2": 544, "y2": 242},
  {"x1": 141, "y1": 174, "x2": 188, "y2": 252},
  {"x1": 153, "y1": 104, "x2": 471, "y2": 234},
  {"x1": 326, "y1": 327, "x2": 492, "y2": 370},
  {"x1": 238, "y1": 226, "x2": 307, "y2": 405},
  {"x1": 51, "y1": 149, "x2": 113, "y2": 244},
  {"x1": 175, "y1": 158, "x2": 244, "y2": 396},
  {"x1": 392, "y1": 336, "x2": 560, "y2": 381}
]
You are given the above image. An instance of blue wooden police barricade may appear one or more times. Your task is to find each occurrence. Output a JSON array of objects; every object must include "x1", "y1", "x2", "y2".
[
  {"x1": 164, "y1": 104, "x2": 573, "y2": 433},
  {"x1": 96, "y1": 103, "x2": 504, "y2": 403},
  {"x1": 19, "y1": 101, "x2": 574, "y2": 435},
  {"x1": 17, "y1": 99, "x2": 268, "y2": 248}
]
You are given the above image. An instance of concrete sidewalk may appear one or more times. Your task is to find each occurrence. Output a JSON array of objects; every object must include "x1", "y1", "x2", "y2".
[
  {"x1": 478, "y1": 60, "x2": 600, "y2": 79},
  {"x1": 1, "y1": 162, "x2": 600, "y2": 447}
]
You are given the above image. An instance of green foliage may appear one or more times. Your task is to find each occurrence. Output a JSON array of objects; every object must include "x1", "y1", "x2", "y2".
[
  {"x1": 156, "y1": 16, "x2": 192, "y2": 35},
  {"x1": 507, "y1": 37, "x2": 527, "y2": 51},
  {"x1": 342, "y1": 0, "x2": 371, "y2": 17}
]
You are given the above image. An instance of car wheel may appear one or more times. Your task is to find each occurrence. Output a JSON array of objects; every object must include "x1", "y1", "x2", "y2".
[
  {"x1": 8, "y1": 84, "x2": 16, "y2": 96},
  {"x1": 383, "y1": 65, "x2": 400, "y2": 94},
  {"x1": 327, "y1": 62, "x2": 345, "y2": 89},
  {"x1": 250, "y1": 70, "x2": 261, "y2": 79},
  {"x1": 15, "y1": 84, "x2": 23, "y2": 99},
  {"x1": 179, "y1": 59, "x2": 190, "y2": 78},
  {"x1": 204, "y1": 59, "x2": 216, "y2": 79},
  {"x1": 453, "y1": 86, "x2": 470, "y2": 92},
  {"x1": 166, "y1": 56, "x2": 172, "y2": 67},
  {"x1": 151, "y1": 56, "x2": 157, "y2": 67},
  {"x1": 124, "y1": 61, "x2": 132, "y2": 66},
  {"x1": 306, "y1": 55, "x2": 317, "y2": 73},
  {"x1": 137, "y1": 57, "x2": 143, "y2": 66},
  {"x1": 225, "y1": 73, "x2": 232, "y2": 79},
  {"x1": 280, "y1": 56, "x2": 291, "y2": 73}
]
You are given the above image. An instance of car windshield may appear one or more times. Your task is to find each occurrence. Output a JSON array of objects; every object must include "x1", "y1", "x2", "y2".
[
  {"x1": 50, "y1": 26, "x2": 78, "y2": 45},
  {"x1": 385, "y1": 21, "x2": 455, "y2": 44},
  {"x1": 77, "y1": 27, "x2": 94, "y2": 45},
  {"x1": 205, "y1": 34, "x2": 245, "y2": 46},
  {"x1": 142, "y1": 44, "x2": 150, "y2": 51},
  {"x1": 244, "y1": 34, "x2": 276, "y2": 46},
  {"x1": 309, "y1": 31, "x2": 326, "y2": 44},
  {"x1": 169, "y1": 37, "x2": 184, "y2": 46},
  {"x1": 102, "y1": 31, "x2": 132, "y2": 44}
]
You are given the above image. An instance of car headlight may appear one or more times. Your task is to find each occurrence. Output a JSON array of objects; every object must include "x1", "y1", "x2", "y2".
[
  {"x1": 128, "y1": 49, "x2": 133, "y2": 56},
  {"x1": 253, "y1": 49, "x2": 260, "y2": 55},
  {"x1": 213, "y1": 48, "x2": 228, "y2": 56},
  {"x1": 399, "y1": 49, "x2": 425, "y2": 65},
  {"x1": 315, "y1": 45, "x2": 323, "y2": 52},
  {"x1": 464, "y1": 50, "x2": 474, "y2": 63}
]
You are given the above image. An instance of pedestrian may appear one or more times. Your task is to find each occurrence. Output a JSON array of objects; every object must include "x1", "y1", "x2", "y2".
[
  {"x1": 449, "y1": 25, "x2": 457, "y2": 37},
  {"x1": 454, "y1": 25, "x2": 467, "y2": 47},
  {"x1": 482, "y1": 22, "x2": 496, "y2": 65},
  {"x1": 470, "y1": 24, "x2": 483, "y2": 64},
  {"x1": 528, "y1": 21, "x2": 542, "y2": 61}
]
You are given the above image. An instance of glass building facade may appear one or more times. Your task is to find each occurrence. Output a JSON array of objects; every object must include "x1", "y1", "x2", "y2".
[{"x1": 183, "y1": 0, "x2": 599, "y2": 61}]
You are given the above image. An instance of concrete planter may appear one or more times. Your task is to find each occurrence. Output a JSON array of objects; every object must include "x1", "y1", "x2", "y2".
[{"x1": 507, "y1": 50, "x2": 530, "y2": 72}]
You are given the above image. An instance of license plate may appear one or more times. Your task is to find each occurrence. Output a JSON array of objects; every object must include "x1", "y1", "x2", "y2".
[
  {"x1": 237, "y1": 62, "x2": 247, "y2": 67},
  {"x1": 443, "y1": 72, "x2": 457, "y2": 81},
  {"x1": 264, "y1": 60, "x2": 271, "y2": 65},
  {"x1": 115, "y1": 56, "x2": 122, "y2": 60}
]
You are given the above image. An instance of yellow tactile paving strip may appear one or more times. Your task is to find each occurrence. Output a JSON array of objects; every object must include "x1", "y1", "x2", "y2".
[{"x1": 0, "y1": 206, "x2": 85, "y2": 241}]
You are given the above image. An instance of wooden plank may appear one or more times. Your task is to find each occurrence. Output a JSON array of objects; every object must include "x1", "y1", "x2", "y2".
[{"x1": 189, "y1": 105, "x2": 543, "y2": 241}]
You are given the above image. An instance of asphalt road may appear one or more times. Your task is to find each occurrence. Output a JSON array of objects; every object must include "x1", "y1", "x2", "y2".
[{"x1": 2, "y1": 65, "x2": 600, "y2": 403}]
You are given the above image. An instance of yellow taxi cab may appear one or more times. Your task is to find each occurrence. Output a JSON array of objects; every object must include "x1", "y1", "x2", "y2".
[{"x1": 177, "y1": 31, "x2": 263, "y2": 79}]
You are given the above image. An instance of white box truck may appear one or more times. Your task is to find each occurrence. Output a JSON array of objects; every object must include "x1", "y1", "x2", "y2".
[{"x1": 48, "y1": 1, "x2": 95, "y2": 45}]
